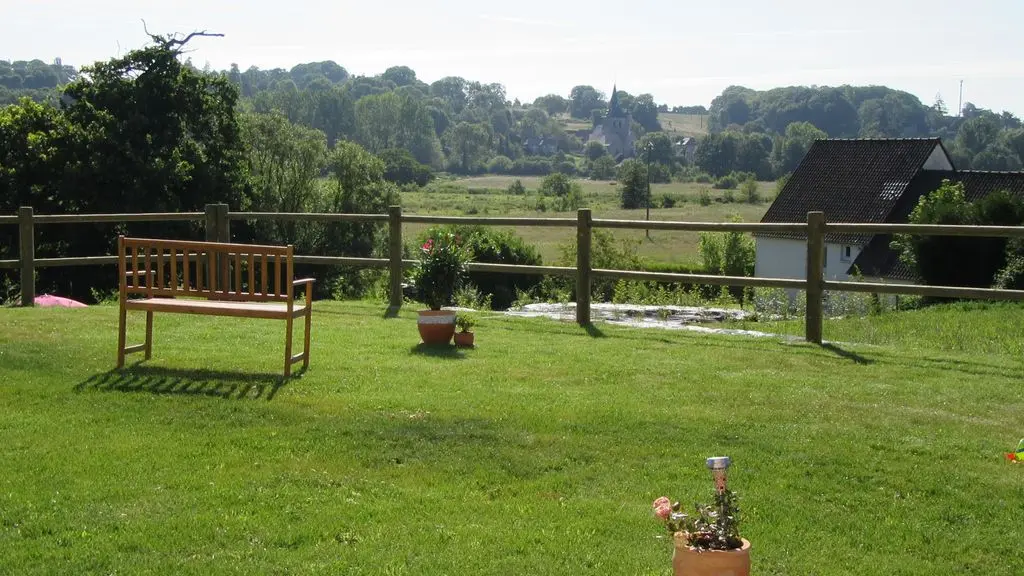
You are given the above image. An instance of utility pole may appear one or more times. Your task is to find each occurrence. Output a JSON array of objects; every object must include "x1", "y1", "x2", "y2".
[
  {"x1": 645, "y1": 141, "x2": 653, "y2": 239},
  {"x1": 958, "y1": 80, "x2": 964, "y2": 117}
]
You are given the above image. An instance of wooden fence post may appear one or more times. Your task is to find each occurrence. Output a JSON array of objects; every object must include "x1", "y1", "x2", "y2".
[
  {"x1": 805, "y1": 211, "x2": 825, "y2": 344},
  {"x1": 388, "y1": 205, "x2": 403, "y2": 314},
  {"x1": 216, "y1": 203, "x2": 230, "y2": 243},
  {"x1": 18, "y1": 206, "x2": 34, "y2": 307},
  {"x1": 204, "y1": 204, "x2": 219, "y2": 242},
  {"x1": 576, "y1": 208, "x2": 592, "y2": 325}
]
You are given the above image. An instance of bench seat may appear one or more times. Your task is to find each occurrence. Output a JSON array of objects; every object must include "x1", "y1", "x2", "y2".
[{"x1": 125, "y1": 297, "x2": 308, "y2": 320}]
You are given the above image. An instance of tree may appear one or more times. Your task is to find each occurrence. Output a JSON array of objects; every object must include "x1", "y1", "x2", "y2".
[
  {"x1": 584, "y1": 140, "x2": 608, "y2": 161},
  {"x1": 444, "y1": 121, "x2": 492, "y2": 173},
  {"x1": 1, "y1": 32, "x2": 248, "y2": 300},
  {"x1": 382, "y1": 65, "x2": 417, "y2": 87},
  {"x1": 569, "y1": 85, "x2": 605, "y2": 119},
  {"x1": 354, "y1": 92, "x2": 442, "y2": 166},
  {"x1": 378, "y1": 148, "x2": 433, "y2": 186},
  {"x1": 631, "y1": 94, "x2": 661, "y2": 132},
  {"x1": 588, "y1": 155, "x2": 616, "y2": 180},
  {"x1": 695, "y1": 132, "x2": 740, "y2": 177},
  {"x1": 618, "y1": 159, "x2": 647, "y2": 209},
  {"x1": 429, "y1": 76, "x2": 468, "y2": 114},
  {"x1": 771, "y1": 122, "x2": 826, "y2": 175},
  {"x1": 637, "y1": 132, "x2": 674, "y2": 166},
  {"x1": 534, "y1": 94, "x2": 568, "y2": 116},
  {"x1": 239, "y1": 111, "x2": 327, "y2": 251},
  {"x1": 893, "y1": 181, "x2": 1024, "y2": 289}
]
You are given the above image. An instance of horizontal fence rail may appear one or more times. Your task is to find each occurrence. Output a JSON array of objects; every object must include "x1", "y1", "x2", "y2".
[{"x1": 3, "y1": 204, "x2": 1024, "y2": 344}]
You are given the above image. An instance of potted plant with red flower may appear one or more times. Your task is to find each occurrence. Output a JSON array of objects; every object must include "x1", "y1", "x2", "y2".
[
  {"x1": 412, "y1": 231, "x2": 470, "y2": 345},
  {"x1": 653, "y1": 457, "x2": 751, "y2": 576}
]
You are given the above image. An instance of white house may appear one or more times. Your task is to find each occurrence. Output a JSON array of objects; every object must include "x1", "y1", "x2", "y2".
[{"x1": 754, "y1": 138, "x2": 958, "y2": 285}]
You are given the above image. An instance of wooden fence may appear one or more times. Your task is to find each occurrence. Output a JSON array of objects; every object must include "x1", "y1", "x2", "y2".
[{"x1": 3, "y1": 204, "x2": 1024, "y2": 344}]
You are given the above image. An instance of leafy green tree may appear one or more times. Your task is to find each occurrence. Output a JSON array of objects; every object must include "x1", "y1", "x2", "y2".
[
  {"x1": 771, "y1": 122, "x2": 827, "y2": 175},
  {"x1": 631, "y1": 94, "x2": 662, "y2": 132},
  {"x1": 429, "y1": 76, "x2": 468, "y2": 114},
  {"x1": 382, "y1": 66, "x2": 417, "y2": 87},
  {"x1": 444, "y1": 121, "x2": 492, "y2": 173},
  {"x1": 588, "y1": 155, "x2": 617, "y2": 180},
  {"x1": 534, "y1": 94, "x2": 568, "y2": 116},
  {"x1": 584, "y1": 140, "x2": 608, "y2": 161},
  {"x1": 569, "y1": 85, "x2": 605, "y2": 119},
  {"x1": 893, "y1": 181, "x2": 1024, "y2": 289},
  {"x1": 378, "y1": 148, "x2": 433, "y2": 186},
  {"x1": 695, "y1": 132, "x2": 740, "y2": 177},
  {"x1": 1, "y1": 33, "x2": 248, "y2": 300},
  {"x1": 618, "y1": 159, "x2": 648, "y2": 209},
  {"x1": 355, "y1": 92, "x2": 441, "y2": 166},
  {"x1": 239, "y1": 111, "x2": 328, "y2": 252},
  {"x1": 637, "y1": 132, "x2": 674, "y2": 166}
]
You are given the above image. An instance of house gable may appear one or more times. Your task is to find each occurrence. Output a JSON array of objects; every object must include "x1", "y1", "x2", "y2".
[{"x1": 758, "y1": 138, "x2": 949, "y2": 244}]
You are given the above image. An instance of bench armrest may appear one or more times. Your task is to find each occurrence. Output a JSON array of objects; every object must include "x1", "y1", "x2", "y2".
[{"x1": 292, "y1": 278, "x2": 316, "y2": 286}]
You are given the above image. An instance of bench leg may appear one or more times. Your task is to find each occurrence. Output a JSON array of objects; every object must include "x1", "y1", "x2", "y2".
[
  {"x1": 284, "y1": 316, "x2": 294, "y2": 378},
  {"x1": 116, "y1": 303, "x2": 127, "y2": 369},
  {"x1": 144, "y1": 311, "x2": 154, "y2": 360},
  {"x1": 302, "y1": 305, "x2": 312, "y2": 370}
]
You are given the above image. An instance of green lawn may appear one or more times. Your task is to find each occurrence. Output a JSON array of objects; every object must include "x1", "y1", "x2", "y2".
[{"x1": 2, "y1": 301, "x2": 1022, "y2": 574}]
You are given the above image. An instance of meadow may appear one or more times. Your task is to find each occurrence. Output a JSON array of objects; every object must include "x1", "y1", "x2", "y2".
[
  {"x1": 1, "y1": 301, "x2": 1021, "y2": 575},
  {"x1": 399, "y1": 175, "x2": 772, "y2": 265}
]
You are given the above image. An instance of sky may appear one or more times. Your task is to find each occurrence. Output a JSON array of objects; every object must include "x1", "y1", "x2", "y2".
[{"x1": 4, "y1": 0, "x2": 1024, "y2": 115}]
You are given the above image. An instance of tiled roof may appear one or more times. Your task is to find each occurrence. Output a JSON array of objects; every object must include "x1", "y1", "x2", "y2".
[
  {"x1": 758, "y1": 138, "x2": 946, "y2": 243},
  {"x1": 849, "y1": 170, "x2": 1024, "y2": 280}
]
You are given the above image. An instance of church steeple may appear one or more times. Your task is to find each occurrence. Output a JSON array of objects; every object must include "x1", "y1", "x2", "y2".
[{"x1": 608, "y1": 84, "x2": 626, "y2": 118}]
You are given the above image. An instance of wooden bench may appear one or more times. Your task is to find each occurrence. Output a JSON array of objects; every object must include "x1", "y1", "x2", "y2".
[{"x1": 116, "y1": 236, "x2": 314, "y2": 377}]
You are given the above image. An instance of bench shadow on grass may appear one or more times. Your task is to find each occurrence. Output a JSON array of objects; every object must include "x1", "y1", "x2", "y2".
[{"x1": 74, "y1": 365, "x2": 290, "y2": 400}]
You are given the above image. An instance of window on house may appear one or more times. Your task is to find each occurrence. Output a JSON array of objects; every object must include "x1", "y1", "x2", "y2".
[{"x1": 840, "y1": 245, "x2": 852, "y2": 262}]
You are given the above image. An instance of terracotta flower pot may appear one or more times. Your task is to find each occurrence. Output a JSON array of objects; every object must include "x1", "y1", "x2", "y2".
[
  {"x1": 453, "y1": 331, "x2": 475, "y2": 348},
  {"x1": 417, "y1": 310, "x2": 456, "y2": 345},
  {"x1": 672, "y1": 534, "x2": 751, "y2": 576}
]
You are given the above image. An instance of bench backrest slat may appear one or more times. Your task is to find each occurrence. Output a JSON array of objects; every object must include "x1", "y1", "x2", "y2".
[{"x1": 119, "y1": 237, "x2": 294, "y2": 303}]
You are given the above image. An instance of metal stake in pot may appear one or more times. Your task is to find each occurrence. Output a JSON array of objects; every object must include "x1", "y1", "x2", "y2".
[{"x1": 706, "y1": 456, "x2": 731, "y2": 494}]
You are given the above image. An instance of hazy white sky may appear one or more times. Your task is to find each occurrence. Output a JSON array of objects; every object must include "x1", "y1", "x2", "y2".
[{"x1": 4, "y1": 0, "x2": 1024, "y2": 114}]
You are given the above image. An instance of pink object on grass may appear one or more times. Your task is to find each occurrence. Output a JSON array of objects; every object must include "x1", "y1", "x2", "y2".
[{"x1": 34, "y1": 294, "x2": 87, "y2": 308}]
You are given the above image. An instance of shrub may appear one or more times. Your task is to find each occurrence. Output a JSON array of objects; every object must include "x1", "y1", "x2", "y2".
[
  {"x1": 507, "y1": 179, "x2": 527, "y2": 195},
  {"x1": 539, "y1": 172, "x2": 574, "y2": 197},
  {"x1": 511, "y1": 156, "x2": 552, "y2": 176},
  {"x1": 723, "y1": 188, "x2": 736, "y2": 203},
  {"x1": 412, "y1": 231, "x2": 471, "y2": 310},
  {"x1": 486, "y1": 155, "x2": 513, "y2": 174},
  {"x1": 661, "y1": 194, "x2": 677, "y2": 208},
  {"x1": 695, "y1": 173, "x2": 713, "y2": 184},
  {"x1": 698, "y1": 188, "x2": 712, "y2": 206},
  {"x1": 741, "y1": 179, "x2": 760, "y2": 203},
  {"x1": 698, "y1": 214, "x2": 755, "y2": 301},
  {"x1": 556, "y1": 230, "x2": 645, "y2": 302},
  {"x1": 713, "y1": 175, "x2": 738, "y2": 190},
  {"x1": 417, "y1": 225, "x2": 543, "y2": 310},
  {"x1": 379, "y1": 148, "x2": 434, "y2": 187},
  {"x1": 893, "y1": 181, "x2": 1024, "y2": 289}
]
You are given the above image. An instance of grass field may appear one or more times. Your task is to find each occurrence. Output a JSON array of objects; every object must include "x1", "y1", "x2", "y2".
[
  {"x1": 1, "y1": 301, "x2": 1022, "y2": 574},
  {"x1": 657, "y1": 113, "x2": 710, "y2": 138},
  {"x1": 402, "y1": 176, "x2": 772, "y2": 265}
]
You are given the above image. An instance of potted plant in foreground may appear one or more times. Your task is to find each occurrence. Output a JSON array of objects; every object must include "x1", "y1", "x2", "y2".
[
  {"x1": 454, "y1": 314, "x2": 476, "y2": 348},
  {"x1": 653, "y1": 457, "x2": 751, "y2": 576},
  {"x1": 412, "y1": 231, "x2": 470, "y2": 345}
]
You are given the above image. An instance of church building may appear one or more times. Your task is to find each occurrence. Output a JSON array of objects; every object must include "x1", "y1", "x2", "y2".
[{"x1": 588, "y1": 85, "x2": 636, "y2": 161}]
